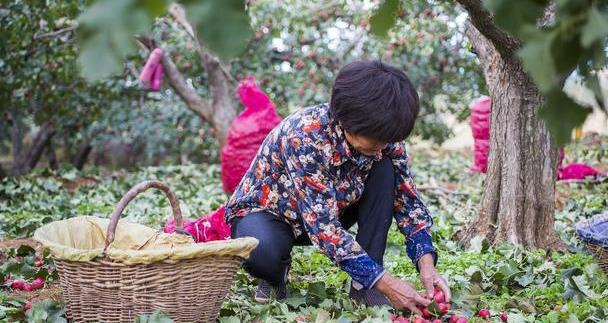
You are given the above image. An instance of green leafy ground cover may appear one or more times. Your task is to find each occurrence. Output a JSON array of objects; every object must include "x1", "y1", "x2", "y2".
[{"x1": 1, "y1": 137, "x2": 607, "y2": 322}]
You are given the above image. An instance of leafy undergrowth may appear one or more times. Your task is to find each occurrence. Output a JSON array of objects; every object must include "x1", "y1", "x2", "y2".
[{"x1": 1, "y1": 137, "x2": 607, "y2": 322}]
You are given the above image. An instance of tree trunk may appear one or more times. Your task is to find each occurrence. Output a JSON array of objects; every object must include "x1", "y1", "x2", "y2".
[
  {"x1": 46, "y1": 139, "x2": 58, "y2": 170},
  {"x1": 461, "y1": 24, "x2": 564, "y2": 250},
  {"x1": 12, "y1": 122, "x2": 55, "y2": 176},
  {"x1": 7, "y1": 113, "x2": 23, "y2": 163},
  {"x1": 72, "y1": 141, "x2": 92, "y2": 170},
  {"x1": 0, "y1": 163, "x2": 6, "y2": 180}
]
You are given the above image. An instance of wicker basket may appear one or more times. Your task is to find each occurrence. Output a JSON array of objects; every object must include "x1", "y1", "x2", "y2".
[
  {"x1": 35, "y1": 180, "x2": 257, "y2": 322},
  {"x1": 576, "y1": 212, "x2": 608, "y2": 275}
]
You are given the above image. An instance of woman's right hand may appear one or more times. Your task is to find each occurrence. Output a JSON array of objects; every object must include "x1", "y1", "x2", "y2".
[{"x1": 375, "y1": 272, "x2": 431, "y2": 316}]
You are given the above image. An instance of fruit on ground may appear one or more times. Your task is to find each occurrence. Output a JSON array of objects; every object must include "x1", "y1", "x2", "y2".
[
  {"x1": 11, "y1": 279, "x2": 24, "y2": 290},
  {"x1": 478, "y1": 309, "x2": 490, "y2": 318},
  {"x1": 500, "y1": 312, "x2": 508, "y2": 322},
  {"x1": 31, "y1": 277, "x2": 45, "y2": 290}
]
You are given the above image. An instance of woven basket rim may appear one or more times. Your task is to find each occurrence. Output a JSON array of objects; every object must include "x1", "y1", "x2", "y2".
[{"x1": 33, "y1": 216, "x2": 258, "y2": 264}]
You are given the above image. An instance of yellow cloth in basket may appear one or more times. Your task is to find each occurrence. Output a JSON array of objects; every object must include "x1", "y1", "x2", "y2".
[{"x1": 34, "y1": 216, "x2": 258, "y2": 265}]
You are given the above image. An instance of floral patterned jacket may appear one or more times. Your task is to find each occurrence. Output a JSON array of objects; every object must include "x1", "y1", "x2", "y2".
[{"x1": 225, "y1": 103, "x2": 436, "y2": 289}]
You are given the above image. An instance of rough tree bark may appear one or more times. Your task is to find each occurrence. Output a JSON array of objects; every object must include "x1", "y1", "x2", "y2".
[
  {"x1": 72, "y1": 141, "x2": 92, "y2": 170},
  {"x1": 12, "y1": 122, "x2": 56, "y2": 176},
  {"x1": 138, "y1": 3, "x2": 237, "y2": 149},
  {"x1": 456, "y1": 0, "x2": 564, "y2": 249},
  {"x1": 46, "y1": 139, "x2": 58, "y2": 170}
]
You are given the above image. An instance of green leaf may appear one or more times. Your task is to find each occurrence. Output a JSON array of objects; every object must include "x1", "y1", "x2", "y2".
[
  {"x1": 16, "y1": 245, "x2": 35, "y2": 257},
  {"x1": 182, "y1": 0, "x2": 253, "y2": 61},
  {"x1": 286, "y1": 295, "x2": 307, "y2": 308},
  {"x1": 569, "y1": 275, "x2": 600, "y2": 299},
  {"x1": 26, "y1": 299, "x2": 66, "y2": 323},
  {"x1": 518, "y1": 31, "x2": 558, "y2": 92},
  {"x1": 540, "y1": 89, "x2": 593, "y2": 145},
  {"x1": 135, "y1": 0, "x2": 170, "y2": 18},
  {"x1": 135, "y1": 310, "x2": 174, "y2": 323},
  {"x1": 77, "y1": 0, "x2": 152, "y2": 81},
  {"x1": 370, "y1": 0, "x2": 399, "y2": 38},
  {"x1": 468, "y1": 235, "x2": 488, "y2": 253},
  {"x1": 427, "y1": 301, "x2": 441, "y2": 318},
  {"x1": 484, "y1": 0, "x2": 547, "y2": 37},
  {"x1": 307, "y1": 281, "x2": 327, "y2": 301},
  {"x1": 581, "y1": 5, "x2": 608, "y2": 48}
]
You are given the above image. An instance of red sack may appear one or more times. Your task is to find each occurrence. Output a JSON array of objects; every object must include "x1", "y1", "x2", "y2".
[
  {"x1": 558, "y1": 163, "x2": 604, "y2": 180},
  {"x1": 220, "y1": 76, "x2": 282, "y2": 194},
  {"x1": 470, "y1": 96, "x2": 491, "y2": 173},
  {"x1": 163, "y1": 206, "x2": 230, "y2": 242}
]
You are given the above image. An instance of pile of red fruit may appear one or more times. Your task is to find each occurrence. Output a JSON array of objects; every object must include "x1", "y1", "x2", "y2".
[
  {"x1": 391, "y1": 288, "x2": 510, "y2": 322},
  {"x1": 5, "y1": 276, "x2": 46, "y2": 292},
  {"x1": 3, "y1": 255, "x2": 48, "y2": 292}
]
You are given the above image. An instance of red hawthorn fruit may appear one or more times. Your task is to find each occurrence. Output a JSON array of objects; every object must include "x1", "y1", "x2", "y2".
[
  {"x1": 413, "y1": 317, "x2": 426, "y2": 323},
  {"x1": 31, "y1": 277, "x2": 45, "y2": 290},
  {"x1": 11, "y1": 279, "x2": 24, "y2": 290},
  {"x1": 320, "y1": 10, "x2": 329, "y2": 20},
  {"x1": 22, "y1": 283, "x2": 33, "y2": 292},
  {"x1": 391, "y1": 315, "x2": 410, "y2": 323},
  {"x1": 434, "y1": 290, "x2": 446, "y2": 304},
  {"x1": 295, "y1": 59, "x2": 305, "y2": 70},
  {"x1": 421, "y1": 307, "x2": 431, "y2": 319},
  {"x1": 433, "y1": 320, "x2": 442, "y2": 323},
  {"x1": 478, "y1": 309, "x2": 490, "y2": 319},
  {"x1": 500, "y1": 312, "x2": 508, "y2": 322},
  {"x1": 449, "y1": 316, "x2": 468, "y2": 323},
  {"x1": 438, "y1": 302, "x2": 449, "y2": 314},
  {"x1": 35, "y1": 260, "x2": 43, "y2": 267},
  {"x1": 25, "y1": 301, "x2": 31, "y2": 313}
]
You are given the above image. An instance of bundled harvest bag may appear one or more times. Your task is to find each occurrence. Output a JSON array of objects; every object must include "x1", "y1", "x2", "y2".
[{"x1": 220, "y1": 76, "x2": 282, "y2": 193}]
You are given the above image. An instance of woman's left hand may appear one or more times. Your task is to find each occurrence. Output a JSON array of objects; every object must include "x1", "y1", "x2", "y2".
[{"x1": 418, "y1": 253, "x2": 451, "y2": 302}]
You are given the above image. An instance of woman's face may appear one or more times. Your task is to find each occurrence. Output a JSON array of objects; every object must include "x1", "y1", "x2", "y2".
[{"x1": 344, "y1": 131, "x2": 387, "y2": 157}]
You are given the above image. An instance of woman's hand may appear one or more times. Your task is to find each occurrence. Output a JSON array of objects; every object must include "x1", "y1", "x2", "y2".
[
  {"x1": 418, "y1": 254, "x2": 451, "y2": 302},
  {"x1": 375, "y1": 272, "x2": 431, "y2": 315}
]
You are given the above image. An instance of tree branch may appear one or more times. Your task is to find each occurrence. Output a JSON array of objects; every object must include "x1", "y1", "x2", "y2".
[
  {"x1": 13, "y1": 122, "x2": 55, "y2": 176},
  {"x1": 456, "y1": 0, "x2": 520, "y2": 59},
  {"x1": 161, "y1": 52, "x2": 215, "y2": 122},
  {"x1": 135, "y1": 37, "x2": 214, "y2": 123},
  {"x1": 32, "y1": 25, "x2": 77, "y2": 40}
]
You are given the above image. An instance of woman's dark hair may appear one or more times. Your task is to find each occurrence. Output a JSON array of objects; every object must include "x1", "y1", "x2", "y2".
[{"x1": 329, "y1": 60, "x2": 419, "y2": 143}]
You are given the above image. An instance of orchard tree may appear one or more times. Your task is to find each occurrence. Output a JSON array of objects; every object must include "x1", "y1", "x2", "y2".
[
  {"x1": 372, "y1": 0, "x2": 608, "y2": 249},
  {"x1": 77, "y1": 0, "x2": 484, "y2": 149},
  {"x1": 0, "y1": 0, "x2": 141, "y2": 178}
]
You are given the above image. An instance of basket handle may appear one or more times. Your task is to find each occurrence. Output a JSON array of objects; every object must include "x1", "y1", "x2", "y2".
[{"x1": 104, "y1": 180, "x2": 183, "y2": 250}]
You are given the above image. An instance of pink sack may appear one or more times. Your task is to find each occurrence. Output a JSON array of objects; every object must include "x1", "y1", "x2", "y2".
[
  {"x1": 558, "y1": 163, "x2": 604, "y2": 180},
  {"x1": 149, "y1": 64, "x2": 164, "y2": 91},
  {"x1": 139, "y1": 48, "x2": 164, "y2": 83},
  {"x1": 220, "y1": 76, "x2": 282, "y2": 194},
  {"x1": 470, "y1": 96, "x2": 491, "y2": 173},
  {"x1": 163, "y1": 206, "x2": 231, "y2": 242}
]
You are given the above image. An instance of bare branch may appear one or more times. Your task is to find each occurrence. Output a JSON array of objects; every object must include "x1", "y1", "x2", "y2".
[
  {"x1": 135, "y1": 36, "x2": 214, "y2": 123},
  {"x1": 161, "y1": 53, "x2": 214, "y2": 122},
  {"x1": 167, "y1": 3, "x2": 234, "y2": 82},
  {"x1": 32, "y1": 25, "x2": 77, "y2": 40},
  {"x1": 456, "y1": 0, "x2": 520, "y2": 59}
]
